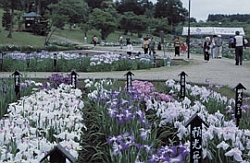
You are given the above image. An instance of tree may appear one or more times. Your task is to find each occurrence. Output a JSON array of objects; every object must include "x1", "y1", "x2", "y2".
[
  {"x1": 154, "y1": 0, "x2": 188, "y2": 29},
  {"x1": 88, "y1": 8, "x2": 117, "y2": 40},
  {"x1": 119, "y1": 12, "x2": 148, "y2": 37},
  {"x1": 44, "y1": 0, "x2": 88, "y2": 45},
  {"x1": 49, "y1": 0, "x2": 88, "y2": 28},
  {"x1": 79, "y1": 23, "x2": 89, "y2": 38},
  {"x1": 119, "y1": 12, "x2": 134, "y2": 35},
  {"x1": 85, "y1": 0, "x2": 103, "y2": 9},
  {"x1": 16, "y1": 0, "x2": 60, "y2": 15},
  {"x1": 116, "y1": 0, "x2": 144, "y2": 15},
  {"x1": 0, "y1": 0, "x2": 22, "y2": 38},
  {"x1": 115, "y1": 0, "x2": 153, "y2": 16}
]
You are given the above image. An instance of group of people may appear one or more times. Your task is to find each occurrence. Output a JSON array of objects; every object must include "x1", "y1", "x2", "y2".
[
  {"x1": 141, "y1": 35, "x2": 156, "y2": 55},
  {"x1": 173, "y1": 37, "x2": 187, "y2": 57},
  {"x1": 203, "y1": 31, "x2": 248, "y2": 65},
  {"x1": 123, "y1": 34, "x2": 157, "y2": 57},
  {"x1": 94, "y1": 32, "x2": 248, "y2": 65},
  {"x1": 202, "y1": 34, "x2": 223, "y2": 62}
]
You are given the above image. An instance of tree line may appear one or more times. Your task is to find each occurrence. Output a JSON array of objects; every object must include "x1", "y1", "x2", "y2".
[
  {"x1": 0, "y1": 0, "x2": 249, "y2": 42},
  {"x1": 0, "y1": 0, "x2": 189, "y2": 41},
  {"x1": 207, "y1": 14, "x2": 250, "y2": 23}
]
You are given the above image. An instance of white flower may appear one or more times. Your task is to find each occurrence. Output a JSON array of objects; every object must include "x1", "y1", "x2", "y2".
[
  {"x1": 225, "y1": 148, "x2": 243, "y2": 162},
  {"x1": 217, "y1": 141, "x2": 229, "y2": 150},
  {"x1": 202, "y1": 148, "x2": 212, "y2": 159},
  {"x1": 246, "y1": 139, "x2": 250, "y2": 149},
  {"x1": 182, "y1": 97, "x2": 191, "y2": 107},
  {"x1": 90, "y1": 61, "x2": 96, "y2": 66},
  {"x1": 165, "y1": 79, "x2": 175, "y2": 87},
  {"x1": 177, "y1": 125, "x2": 188, "y2": 140},
  {"x1": 85, "y1": 83, "x2": 92, "y2": 88},
  {"x1": 235, "y1": 137, "x2": 245, "y2": 151}
]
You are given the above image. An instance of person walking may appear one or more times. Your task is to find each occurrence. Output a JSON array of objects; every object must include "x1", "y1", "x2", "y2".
[
  {"x1": 174, "y1": 36, "x2": 181, "y2": 57},
  {"x1": 143, "y1": 37, "x2": 149, "y2": 54},
  {"x1": 203, "y1": 37, "x2": 211, "y2": 62},
  {"x1": 211, "y1": 35, "x2": 217, "y2": 58},
  {"x1": 126, "y1": 40, "x2": 133, "y2": 57},
  {"x1": 93, "y1": 35, "x2": 98, "y2": 46},
  {"x1": 215, "y1": 35, "x2": 223, "y2": 58},
  {"x1": 234, "y1": 31, "x2": 244, "y2": 65},
  {"x1": 119, "y1": 35, "x2": 123, "y2": 49},
  {"x1": 149, "y1": 37, "x2": 156, "y2": 55},
  {"x1": 229, "y1": 36, "x2": 235, "y2": 48}
]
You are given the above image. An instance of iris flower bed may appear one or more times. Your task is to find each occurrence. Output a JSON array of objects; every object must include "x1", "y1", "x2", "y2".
[
  {"x1": 0, "y1": 82, "x2": 84, "y2": 162},
  {"x1": 1, "y1": 74, "x2": 250, "y2": 162},
  {"x1": 2, "y1": 52, "x2": 164, "y2": 72},
  {"x1": 78, "y1": 79, "x2": 250, "y2": 163}
]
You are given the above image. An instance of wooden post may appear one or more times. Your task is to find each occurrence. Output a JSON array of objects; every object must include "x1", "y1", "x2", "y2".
[
  {"x1": 12, "y1": 70, "x2": 22, "y2": 99},
  {"x1": 179, "y1": 71, "x2": 188, "y2": 99},
  {"x1": 125, "y1": 71, "x2": 134, "y2": 92},
  {"x1": 71, "y1": 70, "x2": 78, "y2": 89},
  {"x1": 184, "y1": 113, "x2": 208, "y2": 163},
  {"x1": 234, "y1": 83, "x2": 246, "y2": 127}
]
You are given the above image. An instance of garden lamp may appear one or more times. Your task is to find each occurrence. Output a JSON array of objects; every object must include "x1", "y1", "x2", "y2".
[
  {"x1": 53, "y1": 53, "x2": 57, "y2": 70},
  {"x1": 178, "y1": 71, "x2": 188, "y2": 99},
  {"x1": 0, "y1": 51, "x2": 3, "y2": 70},
  {"x1": 78, "y1": 53, "x2": 82, "y2": 66},
  {"x1": 40, "y1": 143, "x2": 75, "y2": 163},
  {"x1": 125, "y1": 71, "x2": 134, "y2": 92},
  {"x1": 70, "y1": 70, "x2": 78, "y2": 89},
  {"x1": 234, "y1": 83, "x2": 246, "y2": 127},
  {"x1": 26, "y1": 52, "x2": 31, "y2": 67},
  {"x1": 12, "y1": 70, "x2": 22, "y2": 99}
]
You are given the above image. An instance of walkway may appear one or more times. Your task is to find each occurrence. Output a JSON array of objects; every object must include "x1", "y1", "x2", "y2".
[{"x1": 0, "y1": 44, "x2": 250, "y2": 94}]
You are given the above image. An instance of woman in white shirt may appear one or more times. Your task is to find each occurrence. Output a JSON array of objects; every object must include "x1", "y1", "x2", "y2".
[{"x1": 127, "y1": 41, "x2": 133, "y2": 57}]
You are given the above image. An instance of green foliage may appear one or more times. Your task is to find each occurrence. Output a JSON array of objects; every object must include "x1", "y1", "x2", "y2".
[
  {"x1": 208, "y1": 14, "x2": 250, "y2": 22},
  {"x1": 0, "y1": 77, "x2": 36, "y2": 118},
  {"x1": 1, "y1": 1, "x2": 250, "y2": 47},
  {"x1": 116, "y1": 0, "x2": 154, "y2": 16},
  {"x1": 0, "y1": 44, "x2": 75, "y2": 52},
  {"x1": 89, "y1": 8, "x2": 117, "y2": 40},
  {"x1": 0, "y1": 56, "x2": 165, "y2": 72},
  {"x1": 48, "y1": 0, "x2": 88, "y2": 28},
  {"x1": 154, "y1": 0, "x2": 188, "y2": 26}
]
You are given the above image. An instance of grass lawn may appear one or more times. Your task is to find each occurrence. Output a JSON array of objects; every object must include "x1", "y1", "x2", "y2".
[{"x1": 0, "y1": 30, "x2": 46, "y2": 46}]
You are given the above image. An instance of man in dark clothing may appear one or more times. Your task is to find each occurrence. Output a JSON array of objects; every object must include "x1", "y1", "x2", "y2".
[{"x1": 234, "y1": 31, "x2": 244, "y2": 65}]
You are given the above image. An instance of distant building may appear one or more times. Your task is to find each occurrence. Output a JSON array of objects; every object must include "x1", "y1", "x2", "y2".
[
  {"x1": 23, "y1": 12, "x2": 41, "y2": 30},
  {"x1": 182, "y1": 27, "x2": 245, "y2": 37},
  {"x1": 23, "y1": 12, "x2": 49, "y2": 35}
]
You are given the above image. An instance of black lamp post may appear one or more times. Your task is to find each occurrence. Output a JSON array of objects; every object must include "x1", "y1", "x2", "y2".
[
  {"x1": 0, "y1": 51, "x2": 3, "y2": 70},
  {"x1": 125, "y1": 71, "x2": 134, "y2": 92},
  {"x1": 187, "y1": 0, "x2": 191, "y2": 59},
  {"x1": 26, "y1": 52, "x2": 31, "y2": 67},
  {"x1": 234, "y1": 83, "x2": 246, "y2": 127},
  {"x1": 70, "y1": 70, "x2": 78, "y2": 89},
  {"x1": 179, "y1": 71, "x2": 188, "y2": 99},
  {"x1": 12, "y1": 70, "x2": 22, "y2": 99},
  {"x1": 78, "y1": 53, "x2": 82, "y2": 66},
  {"x1": 53, "y1": 53, "x2": 57, "y2": 71}
]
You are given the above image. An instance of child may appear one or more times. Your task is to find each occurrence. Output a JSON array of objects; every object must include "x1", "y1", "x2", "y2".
[{"x1": 181, "y1": 43, "x2": 187, "y2": 55}]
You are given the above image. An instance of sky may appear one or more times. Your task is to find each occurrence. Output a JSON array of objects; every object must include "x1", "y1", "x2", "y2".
[{"x1": 150, "y1": 0, "x2": 250, "y2": 21}]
